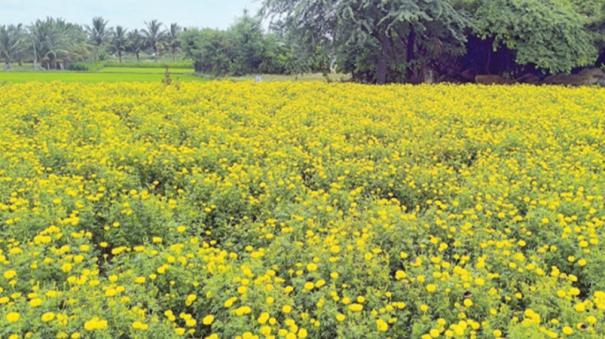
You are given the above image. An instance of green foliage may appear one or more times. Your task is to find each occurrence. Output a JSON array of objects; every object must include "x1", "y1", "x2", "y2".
[
  {"x1": 180, "y1": 28, "x2": 233, "y2": 76},
  {"x1": 180, "y1": 12, "x2": 299, "y2": 76},
  {"x1": 143, "y1": 20, "x2": 165, "y2": 59},
  {"x1": 126, "y1": 29, "x2": 146, "y2": 62},
  {"x1": 2, "y1": 1, "x2": 605, "y2": 82},
  {"x1": 87, "y1": 17, "x2": 110, "y2": 61},
  {"x1": 470, "y1": 0, "x2": 598, "y2": 73},
  {"x1": 263, "y1": 0, "x2": 471, "y2": 83},
  {"x1": 67, "y1": 61, "x2": 104, "y2": 72},
  {"x1": 110, "y1": 26, "x2": 128, "y2": 63},
  {"x1": 30, "y1": 18, "x2": 90, "y2": 69},
  {"x1": 166, "y1": 23, "x2": 182, "y2": 60},
  {"x1": 228, "y1": 11, "x2": 266, "y2": 75},
  {"x1": 0, "y1": 24, "x2": 29, "y2": 68}
]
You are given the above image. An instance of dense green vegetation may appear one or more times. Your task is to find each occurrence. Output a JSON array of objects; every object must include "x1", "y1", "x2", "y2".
[
  {"x1": 262, "y1": 0, "x2": 605, "y2": 83},
  {"x1": 1, "y1": 1, "x2": 604, "y2": 83}
]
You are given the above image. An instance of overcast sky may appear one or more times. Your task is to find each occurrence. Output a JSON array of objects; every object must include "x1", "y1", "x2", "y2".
[{"x1": 0, "y1": 0, "x2": 262, "y2": 29}]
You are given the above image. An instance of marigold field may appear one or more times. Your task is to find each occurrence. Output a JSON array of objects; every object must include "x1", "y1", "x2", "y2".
[{"x1": 1, "y1": 82, "x2": 605, "y2": 339}]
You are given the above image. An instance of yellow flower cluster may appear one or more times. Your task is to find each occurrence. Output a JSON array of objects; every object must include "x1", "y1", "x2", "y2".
[{"x1": 0, "y1": 82, "x2": 605, "y2": 338}]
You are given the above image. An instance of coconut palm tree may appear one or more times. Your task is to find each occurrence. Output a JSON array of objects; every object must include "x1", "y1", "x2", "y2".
[
  {"x1": 0, "y1": 24, "x2": 28, "y2": 69},
  {"x1": 143, "y1": 19, "x2": 165, "y2": 61},
  {"x1": 111, "y1": 25, "x2": 128, "y2": 63},
  {"x1": 87, "y1": 17, "x2": 109, "y2": 61},
  {"x1": 30, "y1": 17, "x2": 89, "y2": 69},
  {"x1": 127, "y1": 29, "x2": 145, "y2": 62},
  {"x1": 167, "y1": 23, "x2": 182, "y2": 60}
]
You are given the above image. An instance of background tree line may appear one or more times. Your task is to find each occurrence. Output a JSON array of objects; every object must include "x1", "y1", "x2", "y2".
[
  {"x1": 262, "y1": 0, "x2": 605, "y2": 83},
  {"x1": 0, "y1": 17, "x2": 183, "y2": 70},
  {"x1": 0, "y1": 12, "x2": 297, "y2": 74},
  {"x1": 1, "y1": 0, "x2": 604, "y2": 83}
]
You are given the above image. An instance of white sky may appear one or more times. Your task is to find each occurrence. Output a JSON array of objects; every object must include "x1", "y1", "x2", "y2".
[{"x1": 0, "y1": 0, "x2": 262, "y2": 29}]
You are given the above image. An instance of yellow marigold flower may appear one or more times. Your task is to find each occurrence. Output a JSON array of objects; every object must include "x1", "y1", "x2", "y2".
[
  {"x1": 430, "y1": 329, "x2": 441, "y2": 337},
  {"x1": 376, "y1": 319, "x2": 389, "y2": 332},
  {"x1": 6, "y1": 312, "x2": 20, "y2": 323},
  {"x1": 41, "y1": 312, "x2": 56, "y2": 322},
  {"x1": 258, "y1": 312, "x2": 270, "y2": 324},
  {"x1": 3, "y1": 270, "x2": 16, "y2": 280},
  {"x1": 306, "y1": 263, "x2": 318, "y2": 272},
  {"x1": 260, "y1": 326, "x2": 271, "y2": 336},
  {"x1": 234, "y1": 306, "x2": 252, "y2": 316},
  {"x1": 132, "y1": 321, "x2": 149, "y2": 331},
  {"x1": 84, "y1": 317, "x2": 108, "y2": 331},
  {"x1": 336, "y1": 313, "x2": 346, "y2": 322},
  {"x1": 586, "y1": 315, "x2": 597, "y2": 325},
  {"x1": 202, "y1": 315, "x2": 215, "y2": 325},
  {"x1": 574, "y1": 303, "x2": 585, "y2": 312},
  {"x1": 185, "y1": 318, "x2": 196, "y2": 327},
  {"x1": 224, "y1": 297, "x2": 237, "y2": 308},
  {"x1": 185, "y1": 294, "x2": 197, "y2": 306},
  {"x1": 426, "y1": 284, "x2": 437, "y2": 293},
  {"x1": 395, "y1": 270, "x2": 406, "y2": 280},
  {"x1": 165, "y1": 310, "x2": 176, "y2": 321},
  {"x1": 61, "y1": 263, "x2": 73, "y2": 273},
  {"x1": 29, "y1": 298, "x2": 43, "y2": 307},
  {"x1": 348, "y1": 303, "x2": 363, "y2": 312}
]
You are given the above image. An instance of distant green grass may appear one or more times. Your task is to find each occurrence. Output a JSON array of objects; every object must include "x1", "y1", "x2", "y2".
[
  {"x1": 99, "y1": 67, "x2": 193, "y2": 74},
  {"x1": 0, "y1": 67, "x2": 347, "y2": 83},
  {"x1": 0, "y1": 71, "x2": 203, "y2": 83}
]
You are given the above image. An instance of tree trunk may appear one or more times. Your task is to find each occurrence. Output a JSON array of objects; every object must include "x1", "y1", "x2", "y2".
[
  {"x1": 194, "y1": 60, "x2": 202, "y2": 73},
  {"x1": 375, "y1": 33, "x2": 392, "y2": 84},
  {"x1": 406, "y1": 28, "x2": 416, "y2": 83},
  {"x1": 597, "y1": 50, "x2": 605, "y2": 67},
  {"x1": 376, "y1": 53, "x2": 387, "y2": 84},
  {"x1": 118, "y1": 51, "x2": 122, "y2": 63},
  {"x1": 136, "y1": 52, "x2": 140, "y2": 62}
]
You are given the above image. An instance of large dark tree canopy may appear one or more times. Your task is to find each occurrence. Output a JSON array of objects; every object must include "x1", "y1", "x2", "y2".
[
  {"x1": 472, "y1": 0, "x2": 598, "y2": 74},
  {"x1": 263, "y1": 0, "x2": 470, "y2": 83},
  {"x1": 263, "y1": 0, "x2": 605, "y2": 83}
]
